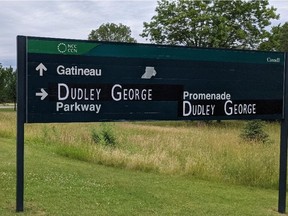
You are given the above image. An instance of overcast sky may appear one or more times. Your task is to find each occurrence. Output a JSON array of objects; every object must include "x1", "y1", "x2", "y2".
[{"x1": 0, "y1": 0, "x2": 287, "y2": 68}]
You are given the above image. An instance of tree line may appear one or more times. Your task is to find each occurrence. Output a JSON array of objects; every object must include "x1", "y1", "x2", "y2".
[
  {"x1": 89, "y1": 0, "x2": 288, "y2": 52},
  {"x1": 1, "y1": 0, "x2": 287, "y2": 104},
  {"x1": 0, "y1": 64, "x2": 16, "y2": 105}
]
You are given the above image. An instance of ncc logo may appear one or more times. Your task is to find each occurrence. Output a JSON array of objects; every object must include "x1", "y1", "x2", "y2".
[{"x1": 57, "y1": 42, "x2": 78, "y2": 54}]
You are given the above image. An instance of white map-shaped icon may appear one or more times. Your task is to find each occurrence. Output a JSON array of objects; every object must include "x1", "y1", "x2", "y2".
[{"x1": 141, "y1": 66, "x2": 157, "y2": 79}]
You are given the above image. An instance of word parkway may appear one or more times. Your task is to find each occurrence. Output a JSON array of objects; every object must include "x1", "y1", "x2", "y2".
[{"x1": 56, "y1": 102, "x2": 101, "y2": 113}]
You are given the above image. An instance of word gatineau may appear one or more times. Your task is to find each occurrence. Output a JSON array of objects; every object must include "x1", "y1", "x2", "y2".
[{"x1": 57, "y1": 65, "x2": 102, "y2": 76}]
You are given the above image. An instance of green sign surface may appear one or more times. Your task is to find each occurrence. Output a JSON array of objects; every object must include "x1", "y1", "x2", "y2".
[
  {"x1": 24, "y1": 36, "x2": 285, "y2": 123},
  {"x1": 28, "y1": 37, "x2": 285, "y2": 64}
]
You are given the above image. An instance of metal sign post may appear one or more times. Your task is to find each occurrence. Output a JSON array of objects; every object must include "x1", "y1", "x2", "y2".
[
  {"x1": 16, "y1": 36, "x2": 26, "y2": 212},
  {"x1": 278, "y1": 53, "x2": 288, "y2": 213}
]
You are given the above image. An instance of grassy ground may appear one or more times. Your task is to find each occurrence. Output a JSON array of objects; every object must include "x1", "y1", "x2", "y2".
[
  {"x1": 0, "y1": 137, "x2": 282, "y2": 215},
  {"x1": 0, "y1": 110, "x2": 282, "y2": 189},
  {"x1": 0, "y1": 109, "x2": 286, "y2": 214},
  {"x1": 25, "y1": 121, "x2": 281, "y2": 189}
]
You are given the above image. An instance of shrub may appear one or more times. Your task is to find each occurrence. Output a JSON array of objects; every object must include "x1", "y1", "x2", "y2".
[
  {"x1": 240, "y1": 120, "x2": 269, "y2": 143},
  {"x1": 91, "y1": 123, "x2": 117, "y2": 147}
]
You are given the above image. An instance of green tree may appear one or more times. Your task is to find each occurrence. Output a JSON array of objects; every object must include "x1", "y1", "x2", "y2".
[
  {"x1": 0, "y1": 64, "x2": 5, "y2": 103},
  {"x1": 141, "y1": 0, "x2": 279, "y2": 49},
  {"x1": 259, "y1": 22, "x2": 288, "y2": 51},
  {"x1": 5, "y1": 69, "x2": 16, "y2": 107},
  {"x1": 0, "y1": 64, "x2": 16, "y2": 105},
  {"x1": 88, "y1": 23, "x2": 137, "y2": 43}
]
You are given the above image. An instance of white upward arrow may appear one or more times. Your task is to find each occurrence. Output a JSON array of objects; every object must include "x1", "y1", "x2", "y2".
[
  {"x1": 35, "y1": 63, "x2": 47, "y2": 76},
  {"x1": 35, "y1": 88, "x2": 48, "y2": 100}
]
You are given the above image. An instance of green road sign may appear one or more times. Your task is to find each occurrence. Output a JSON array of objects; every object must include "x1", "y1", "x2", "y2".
[{"x1": 22, "y1": 36, "x2": 286, "y2": 123}]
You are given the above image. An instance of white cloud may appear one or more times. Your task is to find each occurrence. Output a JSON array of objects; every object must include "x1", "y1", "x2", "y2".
[
  {"x1": 0, "y1": 1, "x2": 157, "y2": 67},
  {"x1": 269, "y1": 0, "x2": 288, "y2": 24}
]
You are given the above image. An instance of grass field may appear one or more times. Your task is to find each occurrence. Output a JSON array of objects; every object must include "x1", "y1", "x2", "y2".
[
  {"x1": 0, "y1": 109, "x2": 286, "y2": 215},
  {"x1": 0, "y1": 137, "x2": 282, "y2": 215},
  {"x1": 23, "y1": 121, "x2": 281, "y2": 188}
]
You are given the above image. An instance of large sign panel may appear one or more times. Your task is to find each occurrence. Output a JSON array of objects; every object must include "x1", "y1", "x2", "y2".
[{"x1": 24, "y1": 36, "x2": 285, "y2": 123}]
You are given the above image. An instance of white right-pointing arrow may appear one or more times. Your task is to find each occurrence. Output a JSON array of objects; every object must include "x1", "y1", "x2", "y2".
[
  {"x1": 35, "y1": 88, "x2": 48, "y2": 100},
  {"x1": 35, "y1": 63, "x2": 47, "y2": 76}
]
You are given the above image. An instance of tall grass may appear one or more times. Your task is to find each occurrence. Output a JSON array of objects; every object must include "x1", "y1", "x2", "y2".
[
  {"x1": 0, "y1": 110, "x2": 281, "y2": 189},
  {"x1": 0, "y1": 110, "x2": 16, "y2": 138}
]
